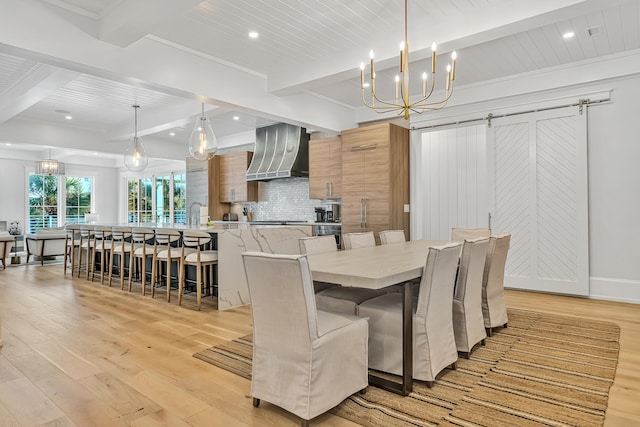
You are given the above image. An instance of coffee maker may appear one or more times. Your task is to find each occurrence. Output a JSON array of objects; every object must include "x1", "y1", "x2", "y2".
[
  {"x1": 326, "y1": 203, "x2": 341, "y2": 223},
  {"x1": 314, "y1": 207, "x2": 326, "y2": 222}
]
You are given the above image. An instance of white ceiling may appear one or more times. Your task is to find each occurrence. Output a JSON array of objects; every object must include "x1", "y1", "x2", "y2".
[{"x1": 0, "y1": 0, "x2": 639, "y2": 167}]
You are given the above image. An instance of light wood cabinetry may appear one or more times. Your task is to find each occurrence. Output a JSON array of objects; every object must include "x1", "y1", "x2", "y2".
[
  {"x1": 309, "y1": 136, "x2": 342, "y2": 199},
  {"x1": 341, "y1": 122, "x2": 409, "y2": 243},
  {"x1": 219, "y1": 152, "x2": 258, "y2": 203}
]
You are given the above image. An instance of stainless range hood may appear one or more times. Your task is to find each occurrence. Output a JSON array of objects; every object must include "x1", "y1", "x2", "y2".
[{"x1": 246, "y1": 123, "x2": 309, "y2": 181}]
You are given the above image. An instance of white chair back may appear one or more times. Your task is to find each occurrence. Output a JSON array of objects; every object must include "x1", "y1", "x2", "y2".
[
  {"x1": 482, "y1": 233, "x2": 511, "y2": 329},
  {"x1": 343, "y1": 231, "x2": 375, "y2": 250},
  {"x1": 299, "y1": 235, "x2": 337, "y2": 255},
  {"x1": 154, "y1": 229, "x2": 181, "y2": 246},
  {"x1": 182, "y1": 230, "x2": 212, "y2": 249},
  {"x1": 379, "y1": 230, "x2": 406, "y2": 245},
  {"x1": 451, "y1": 227, "x2": 490, "y2": 241},
  {"x1": 452, "y1": 237, "x2": 490, "y2": 353}
]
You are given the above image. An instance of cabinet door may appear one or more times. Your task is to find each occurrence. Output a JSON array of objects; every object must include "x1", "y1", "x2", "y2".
[
  {"x1": 219, "y1": 154, "x2": 233, "y2": 203},
  {"x1": 309, "y1": 139, "x2": 331, "y2": 199},
  {"x1": 340, "y1": 146, "x2": 366, "y2": 234},
  {"x1": 363, "y1": 140, "x2": 390, "y2": 237},
  {"x1": 328, "y1": 138, "x2": 342, "y2": 198},
  {"x1": 219, "y1": 152, "x2": 257, "y2": 203}
]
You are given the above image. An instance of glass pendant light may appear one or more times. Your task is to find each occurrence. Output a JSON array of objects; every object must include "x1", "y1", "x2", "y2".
[
  {"x1": 188, "y1": 102, "x2": 217, "y2": 160},
  {"x1": 124, "y1": 105, "x2": 148, "y2": 172}
]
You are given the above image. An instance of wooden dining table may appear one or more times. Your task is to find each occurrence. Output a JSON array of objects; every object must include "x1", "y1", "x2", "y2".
[{"x1": 306, "y1": 239, "x2": 449, "y2": 395}]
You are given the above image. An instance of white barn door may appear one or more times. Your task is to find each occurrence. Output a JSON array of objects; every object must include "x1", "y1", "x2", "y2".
[
  {"x1": 487, "y1": 107, "x2": 589, "y2": 295},
  {"x1": 411, "y1": 124, "x2": 488, "y2": 240}
]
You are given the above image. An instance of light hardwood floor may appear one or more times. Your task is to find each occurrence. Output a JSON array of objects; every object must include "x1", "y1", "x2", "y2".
[{"x1": 0, "y1": 263, "x2": 638, "y2": 426}]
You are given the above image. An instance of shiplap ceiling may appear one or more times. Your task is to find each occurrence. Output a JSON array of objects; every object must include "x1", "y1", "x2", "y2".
[{"x1": 0, "y1": 0, "x2": 639, "y2": 164}]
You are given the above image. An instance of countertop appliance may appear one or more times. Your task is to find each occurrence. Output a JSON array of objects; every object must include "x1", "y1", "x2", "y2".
[
  {"x1": 222, "y1": 213, "x2": 238, "y2": 221},
  {"x1": 315, "y1": 207, "x2": 326, "y2": 222},
  {"x1": 326, "y1": 203, "x2": 341, "y2": 222},
  {"x1": 315, "y1": 224, "x2": 341, "y2": 248}
]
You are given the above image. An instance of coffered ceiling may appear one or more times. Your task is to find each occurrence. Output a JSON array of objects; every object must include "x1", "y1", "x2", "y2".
[{"x1": 0, "y1": 0, "x2": 638, "y2": 167}]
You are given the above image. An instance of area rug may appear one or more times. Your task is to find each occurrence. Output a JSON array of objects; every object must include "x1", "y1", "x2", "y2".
[{"x1": 193, "y1": 309, "x2": 620, "y2": 426}]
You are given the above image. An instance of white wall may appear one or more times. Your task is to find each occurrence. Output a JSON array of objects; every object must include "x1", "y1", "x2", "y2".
[{"x1": 410, "y1": 73, "x2": 640, "y2": 303}]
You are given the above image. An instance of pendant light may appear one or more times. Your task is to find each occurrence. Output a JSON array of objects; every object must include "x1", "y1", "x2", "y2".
[
  {"x1": 124, "y1": 105, "x2": 148, "y2": 172},
  {"x1": 188, "y1": 102, "x2": 217, "y2": 160},
  {"x1": 35, "y1": 147, "x2": 65, "y2": 175}
]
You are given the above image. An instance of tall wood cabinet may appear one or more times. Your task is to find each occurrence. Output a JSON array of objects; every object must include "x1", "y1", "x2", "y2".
[
  {"x1": 341, "y1": 122, "x2": 409, "y2": 243},
  {"x1": 219, "y1": 152, "x2": 258, "y2": 203},
  {"x1": 309, "y1": 136, "x2": 342, "y2": 199}
]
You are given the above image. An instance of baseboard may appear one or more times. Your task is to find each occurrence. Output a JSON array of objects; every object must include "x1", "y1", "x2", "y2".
[{"x1": 589, "y1": 277, "x2": 640, "y2": 304}]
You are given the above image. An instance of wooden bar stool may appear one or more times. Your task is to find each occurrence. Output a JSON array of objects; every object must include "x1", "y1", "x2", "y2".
[
  {"x1": 91, "y1": 226, "x2": 112, "y2": 284},
  {"x1": 63, "y1": 223, "x2": 81, "y2": 276},
  {"x1": 77, "y1": 225, "x2": 95, "y2": 279},
  {"x1": 108, "y1": 227, "x2": 132, "y2": 289},
  {"x1": 151, "y1": 229, "x2": 187, "y2": 302},
  {"x1": 128, "y1": 228, "x2": 156, "y2": 295},
  {"x1": 179, "y1": 230, "x2": 218, "y2": 310}
]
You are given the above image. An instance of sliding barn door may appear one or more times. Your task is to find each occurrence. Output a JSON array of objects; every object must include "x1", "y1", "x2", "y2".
[
  {"x1": 487, "y1": 107, "x2": 589, "y2": 295},
  {"x1": 411, "y1": 124, "x2": 487, "y2": 240}
]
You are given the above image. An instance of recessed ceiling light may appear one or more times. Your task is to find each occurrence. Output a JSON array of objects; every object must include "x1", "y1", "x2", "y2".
[
  {"x1": 5, "y1": 143, "x2": 11, "y2": 146},
  {"x1": 169, "y1": 132, "x2": 176, "y2": 136},
  {"x1": 249, "y1": 31, "x2": 259, "y2": 39},
  {"x1": 233, "y1": 116, "x2": 240, "y2": 120},
  {"x1": 55, "y1": 109, "x2": 70, "y2": 114},
  {"x1": 563, "y1": 31, "x2": 575, "y2": 39},
  {"x1": 65, "y1": 115, "x2": 72, "y2": 120}
]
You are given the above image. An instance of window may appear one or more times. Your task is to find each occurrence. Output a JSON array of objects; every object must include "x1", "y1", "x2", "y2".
[
  {"x1": 28, "y1": 174, "x2": 59, "y2": 233},
  {"x1": 127, "y1": 174, "x2": 184, "y2": 224},
  {"x1": 65, "y1": 176, "x2": 93, "y2": 224}
]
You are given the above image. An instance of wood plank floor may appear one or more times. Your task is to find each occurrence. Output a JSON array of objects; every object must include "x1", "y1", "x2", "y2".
[{"x1": 1, "y1": 263, "x2": 638, "y2": 426}]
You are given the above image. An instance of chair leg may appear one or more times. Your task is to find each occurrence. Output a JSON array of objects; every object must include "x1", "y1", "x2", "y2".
[
  {"x1": 108, "y1": 252, "x2": 115, "y2": 286},
  {"x1": 196, "y1": 262, "x2": 202, "y2": 310},
  {"x1": 252, "y1": 398, "x2": 260, "y2": 407},
  {"x1": 178, "y1": 260, "x2": 185, "y2": 307},
  {"x1": 486, "y1": 327, "x2": 493, "y2": 337},
  {"x1": 77, "y1": 247, "x2": 83, "y2": 279},
  {"x1": 141, "y1": 257, "x2": 147, "y2": 296},
  {"x1": 151, "y1": 259, "x2": 157, "y2": 299},
  {"x1": 128, "y1": 254, "x2": 134, "y2": 292},
  {"x1": 450, "y1": 361, "x2": 457, "y2": 370},
  {"x1": 120, "y1": 253, "x2": 127, "y2": 290},
  {"x1": 166, "y1": 259, "x2": 172, "y2": 302},
  {"x1": 426, "y1": 381, "x2": 434, "y2": 388}
]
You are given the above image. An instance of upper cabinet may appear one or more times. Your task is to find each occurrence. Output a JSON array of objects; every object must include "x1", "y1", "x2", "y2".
[
  {"x1": 309, "y1": 136, "x2": 342, "y2": 199},
  {"x1": 219, "y1": 152, "x2": 258, "y2": 203},
  {"x1": 340, "y1": 123, "x2": 409, "y2": 243}
]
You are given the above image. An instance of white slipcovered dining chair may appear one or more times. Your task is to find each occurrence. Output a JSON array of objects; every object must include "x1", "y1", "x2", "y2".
[
  {"x1": 314, "y1": 232, "x2": 385, "y2": 315},
  {"x1": 298, "y1": 235, "x2": 338, "y2": 293},
  {"x1": 451, "y1": 227, "x2": 491, "y2": 241},
  {"x1": 452, "y1": 237, "x2": 490, "y2": 358},
  {"x1": 0, "y1": 232, "x2": 13, "y2": 270},
  {"x1": 482, "y1": 233, "x2": 511, "y2": 336},
  {"x1": 179, "y1": 230, "x2": 217, "y2": 310},
  {"x1": 242, "y1": 252, "x2": 369, "y2": 426},
  {"x1": 379, "y1": 229, "x2": 406, "y2": 245},
  {"x1": 343, "y1": 231, "x2": 375, "y2": 249},
  {"x1": 358, "y1": 242, "x2": 462, "y2": 387}
]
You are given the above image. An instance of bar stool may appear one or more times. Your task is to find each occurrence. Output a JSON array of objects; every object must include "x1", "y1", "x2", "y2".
[
  {"x1": 91, "y1": 225, "x2": 112, "y2": 284},
  {"x1": 108, "y1": 226, "x2": 132, "y2": 289},
  {"x1": 151, "y1": 229, "x2": 186, "y2": 302},
  {"x1": 179, "y1": 230, "x2": 218, "y2": 310},
  {"x1": 128, "y1": 228, "x2": 156, "y2": 295},
  {"x1": 77, "y1": 225, "x2": 95, "y2": 279},
  {"x1": 63, "y1": 223, "x2": 81, "y2": 276}
]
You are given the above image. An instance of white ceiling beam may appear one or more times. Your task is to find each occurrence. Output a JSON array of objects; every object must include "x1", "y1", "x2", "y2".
[
  {"x1": 98, "y1": 0, "x2": 203, "y2": 47},
  {"x1": 0, "y1": 64, "x2": 79, "y2": 123}
]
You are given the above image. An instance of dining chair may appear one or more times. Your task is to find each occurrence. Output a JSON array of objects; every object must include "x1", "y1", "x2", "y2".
[
  {"x1": 358, "y1": 242, "x2": 462, "y2": 386},
  {"x1": 315, "y1": 231, "x2": 385, "y2": 314},
  {"x1": 108, "y1": 226, "x2": 132, "y2": 289},
  {"x1": 298, "y1": 235, "x2": 339, "y2": 293},
  {"x1": 151, "y1": 229, "x2": 187, "y2": 302},
  {"x1": 343, "y1": 231, "x2": 375, "y2": 249},
  {"x1": 127, "y1": 228, "x2": 156, "y2": 295},
  {"x1": 451, "y1": 227, "x2": 491, "y2": 241},
  {"x1": 379, "y1": 229, "x2": 406, "y2": 245},
  {"x1": 90, "y1": 225, "x2": 112, "y2": 284},
  {"x1": 242, "y1": 251, "x2": 368, "y2": 426},
  {"x1": 452, "y1": 237, "x2": 490, "y2": 358},
  {"x1": 482, "y1": 233, "x2": 511, "y2": 336},
  {"x1": 0, "y1": 233, "x2": 13, "y2": 270},
  {"x1": 63, "y1": 223, "x2": 81, "y2": 276},
  {"x1": 179, "y1": 230, "x2": 217, "y2": 310}
]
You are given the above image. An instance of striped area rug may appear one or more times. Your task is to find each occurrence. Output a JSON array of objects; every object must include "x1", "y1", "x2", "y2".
[{"x1": 193, "y1": 308, "x2": 620, "y2": 426}]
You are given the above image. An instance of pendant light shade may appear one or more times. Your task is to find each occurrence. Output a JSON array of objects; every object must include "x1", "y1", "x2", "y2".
[
  {"x1": 35, "y1": 147, "x2": 65, "y2": 175},
  {"x1": 124, "y1": 105, "x2": 148, "y2": 172},
  {"x1": 188, "y1": 103, "x2": 217, "y2": 160}
]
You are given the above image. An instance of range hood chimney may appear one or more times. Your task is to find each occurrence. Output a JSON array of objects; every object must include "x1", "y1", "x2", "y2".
[{"x1": 246, "y1": 123, "x2": 309, "y2": 181}]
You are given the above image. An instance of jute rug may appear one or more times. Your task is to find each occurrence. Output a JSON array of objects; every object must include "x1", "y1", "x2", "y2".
[{"x1": 193, "y1": 308, "x2": 620, "y2": 426}]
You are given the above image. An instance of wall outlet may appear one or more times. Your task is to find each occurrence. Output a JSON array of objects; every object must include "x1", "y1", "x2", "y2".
[{"x1": 404, "y1": 204, "x2": 410, "y2": 213}]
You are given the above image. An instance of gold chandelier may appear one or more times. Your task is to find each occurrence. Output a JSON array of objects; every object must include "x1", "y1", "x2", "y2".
[
  {"x1": 35, "y1": 148, "x2": 65, "y2": 176},
  {"x1": 360, "y1": 0, "x2": 457, "y2": 120}
]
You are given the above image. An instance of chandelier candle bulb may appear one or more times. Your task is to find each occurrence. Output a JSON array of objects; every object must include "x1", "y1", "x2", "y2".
[
  {"x1": 422, "y1": 72, "x2": 427, "y2": 97},
  {"x1": 451, "y1": 51, "x2": 457, "y2": 80},
  {"x1": 360, "y1": 63, "x2": 365, "y2": 88},
  {"x1": 369, "y1": 50, "x2": 375, "y2": 78},
  {"x1": 395, "y1": 75, "x2": 400, "y2": 101},
  {"x1": 431, "y1": 42, "x2": 437, "y2": 74},
  {"x1": 446, "y1": 64, "x2": 451, "y2": 91}
]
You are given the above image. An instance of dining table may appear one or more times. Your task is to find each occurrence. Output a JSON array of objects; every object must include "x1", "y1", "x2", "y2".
[{"x1": 306, "y1": 239, "x2": 449, "y2": 396}]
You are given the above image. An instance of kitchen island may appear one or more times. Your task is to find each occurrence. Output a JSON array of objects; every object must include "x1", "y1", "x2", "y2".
[{"x1": 89, "y1": 223, "x2": 312, "y2": 310}]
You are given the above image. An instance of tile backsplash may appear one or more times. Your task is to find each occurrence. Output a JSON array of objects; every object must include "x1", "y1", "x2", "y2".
[{"x1": 231, "y1": 177, "x2": 324, "y2": 222}]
